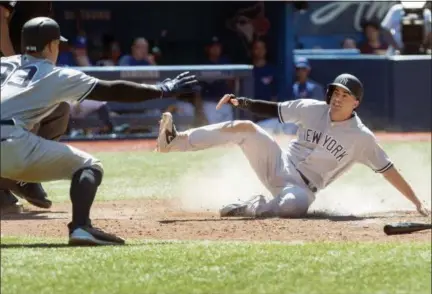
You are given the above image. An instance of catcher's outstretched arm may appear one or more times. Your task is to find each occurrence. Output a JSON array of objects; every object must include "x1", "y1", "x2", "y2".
[
  {"x1": 86, "y1": 72, "x2": 198, "y2": 103},
  {"x1": 87, "y1": 80, "x2": 163, "y2": 102}
]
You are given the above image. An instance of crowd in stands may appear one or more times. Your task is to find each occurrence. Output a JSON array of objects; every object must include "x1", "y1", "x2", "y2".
[
  {"x1": 60, "y1": 2, "x2": 432, "y2": 138},
  {"x1": 342, "y1": 3, "x2": 431, "y2": 55}
]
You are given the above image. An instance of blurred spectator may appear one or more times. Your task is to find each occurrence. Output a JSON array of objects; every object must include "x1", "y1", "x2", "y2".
[
  {"x1": 295, "y1": 36, "x2": 304, "y2": 49},
  {"x1": 292, "y1": 57, "x2": 325, "y2": 100},
  {"x1": 204, "y1": 36, "x2": 230, "y2": 64},
  {"x1": 67, "y1": 100, "x2": 129, "y2": 137},
  {"x1": 150, "y1": 30, "x2": 167, "y2": 65},
  {"x1": 225, "y1": 2, "x2": 270, "y2": 63},
  {"x1": 57, "y1": 36, "x2": 92, "y2": 67},
  {"x1": 251, "y1": 39, "x2": 277, "y2": 102},
  {"x1": 358, "y1": 18, "x2": 389, "y2": 55},
  {"x1": 171, "y1": 36, "x2": 233, "y2": 126},
  {"x1": 257, "y1": 56, "x2": 324, "y2": 136},
  {"x1": 118, "y1": 37, "x2": 156, "y2": 66},
  {"x1": 199, "y1": 36, "x2": 234, "y2": 123},
  {"x1": 342, "y1": 38, "x2": 357, "y2": 49},
  {"x1": 97, "y1": 37, "x2": 122, "y2": 66},
  {"x1": 381, "y1": 3, "x2": 432, "y2": 54}
]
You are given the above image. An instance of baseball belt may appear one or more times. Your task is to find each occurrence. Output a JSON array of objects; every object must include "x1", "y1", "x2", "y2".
[
  {"x1": 297, "y1": 170, "x2": 318, "y2": 193},
  {"x1": 0, "y1": 119, "x2": 16, "y2": 142},
  {"x1": 0, "y1": 119, "x2": 15, "y2": 126}
]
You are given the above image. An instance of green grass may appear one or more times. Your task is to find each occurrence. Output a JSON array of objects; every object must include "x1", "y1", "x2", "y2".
[
  {"x1": 1, "y1": 141, "x2": 430, "y2": 294},
  {"x1": 1, "y1": 237, "x2": 431, "y2": 294},
  {"x1": 42, "y1": 141, "x2": 431, "y2": 203},
  {"x1": 42, "y1": 148, "x2": 229, "y2": 202}
]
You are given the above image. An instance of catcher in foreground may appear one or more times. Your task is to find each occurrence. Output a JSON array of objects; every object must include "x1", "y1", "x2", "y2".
[{"x1": 1, "y1": 17, "x2": 199, "y2": 245}]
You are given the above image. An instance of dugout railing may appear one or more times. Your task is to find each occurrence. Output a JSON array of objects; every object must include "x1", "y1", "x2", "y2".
[{"x1": 62, "y1": 65, "x2": 254, "y2": 141}]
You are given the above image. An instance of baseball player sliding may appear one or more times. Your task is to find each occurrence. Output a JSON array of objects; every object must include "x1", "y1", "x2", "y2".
[
  {"x1": 156, "y1": 74, "x2": 430, "y2": 218},
  {"x1": 1, "y1": 17, "x2": 198, "y2": 245}
]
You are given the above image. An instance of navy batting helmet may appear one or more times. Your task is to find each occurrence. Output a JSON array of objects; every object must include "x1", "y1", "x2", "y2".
[
  {"x1": 21, "y1": 17, "x2": 67, "y2": 53},
  {"x1": 325, "y1": 73, "x2": 364, "y2": 104}
]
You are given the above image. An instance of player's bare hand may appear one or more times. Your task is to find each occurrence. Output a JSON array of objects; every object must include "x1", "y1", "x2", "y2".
[
  {"x1": 416, "y1": 203, "x2": 430, "y2": 217},
  {"x1": 216, "y1": 94, "x2": 238, "y2": 110}
]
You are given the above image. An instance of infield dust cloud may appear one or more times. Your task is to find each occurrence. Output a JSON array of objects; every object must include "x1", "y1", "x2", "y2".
[{"x1": 176, "y1": 140, "x2": 431, "y2": 216}]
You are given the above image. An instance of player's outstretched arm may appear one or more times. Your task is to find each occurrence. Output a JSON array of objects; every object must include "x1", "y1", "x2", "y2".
[
  {"x1": 382, "y1": 166, "x2": 430, "y2": 216},
  {"x1": 216, "y1": 94, "x2": 279, "y2": 118},
  {"x1": 86, "y1": 72, "x2": 199, "y2": 103}
]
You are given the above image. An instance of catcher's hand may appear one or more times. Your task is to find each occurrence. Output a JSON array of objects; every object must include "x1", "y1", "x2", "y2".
[{"x1": 158, "y1": 72, "x2": 199, "y2": 97}]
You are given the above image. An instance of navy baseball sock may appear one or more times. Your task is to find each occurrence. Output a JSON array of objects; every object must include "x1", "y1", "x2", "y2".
[{"x1": 69, "y1": 168, "x2": 103, "y2": 231}]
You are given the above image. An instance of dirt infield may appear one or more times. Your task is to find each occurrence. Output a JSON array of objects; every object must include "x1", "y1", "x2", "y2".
[
  {"x1": 1, "y1": 133, "x2": 431, "y2": 243},
  {"x1": 1, "y1": 200, "x2": 431, "y2": 242}
]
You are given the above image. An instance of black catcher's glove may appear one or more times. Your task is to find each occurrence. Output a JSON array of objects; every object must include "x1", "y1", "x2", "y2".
[{"x1": 157, "y1": 72, "x2": 200, "y2": 98}]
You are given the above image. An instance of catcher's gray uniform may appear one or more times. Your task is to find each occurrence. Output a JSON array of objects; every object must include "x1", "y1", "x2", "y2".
[{"x1": 0, "y1": 54, "x2": 102, "y2": 182}]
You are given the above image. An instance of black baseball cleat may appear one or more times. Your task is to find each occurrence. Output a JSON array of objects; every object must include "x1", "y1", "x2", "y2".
[
  {"x1": 11, "y1": 182, "x2": 52, "y2": 209},
  {"x1": 220, "y1": 195, "x2": 266, "y2": 217},
  {"x1": 220, "y1": 204, "x2": 248, "y2": 217},
  {"x1": 68, "y1": 223, "x2": 126, "y2": 246},
  {"x1": 0, "y1": 190, "x2": 24, "y2": 215},
  {"x1": 156, "y1": 112, "x2": 178, "y2": 153}
]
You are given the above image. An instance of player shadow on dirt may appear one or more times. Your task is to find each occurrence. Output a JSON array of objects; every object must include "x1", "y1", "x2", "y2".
[
  {"x1": 0, "y1": 210, "x2": 68, "y2": 221},
  {"x1": 301, "y1": 211, "x2": 382, "y2": 221},
  {"x1": 159, "y1": 217, "x2": 256, "y2": 224},
  {"x1": 158, "y1": 212, "x2": 383, "y2": 224},
  {"x1": 0, "y1": 242, "x2": 170, "y2": 249},
  {"x1": 0, "y1": 243, "x2": 72, "y2": 249}
]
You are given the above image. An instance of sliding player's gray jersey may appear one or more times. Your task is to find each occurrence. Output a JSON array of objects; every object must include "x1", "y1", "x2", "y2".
[{"x1": 278, "y1": 99, "x2": 393, "y2": 190}]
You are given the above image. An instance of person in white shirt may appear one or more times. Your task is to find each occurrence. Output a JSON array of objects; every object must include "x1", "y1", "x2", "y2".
[{"x1": 381, "y1": 3, "x2": 432, "y2": 53}]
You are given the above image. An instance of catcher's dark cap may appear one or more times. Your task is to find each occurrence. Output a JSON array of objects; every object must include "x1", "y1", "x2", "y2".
[
  {"x1": 21, "y1": 17, "x2": 68, "y2": 53},
  {"x1": 326, "y1": 73, "x2": 364, "y2": 104}
]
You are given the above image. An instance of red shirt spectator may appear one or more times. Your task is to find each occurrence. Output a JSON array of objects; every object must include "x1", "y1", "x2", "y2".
[
  {"x1": 359, "y1": 18, "x2": 389, "y2": 55},
  {"x1": 359, "y1": 41, "x2": 388, "y2": 54}
]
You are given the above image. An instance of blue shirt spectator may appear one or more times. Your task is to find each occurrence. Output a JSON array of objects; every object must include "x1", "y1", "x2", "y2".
[
  {"x1": 118, "y1": 55, "x2": 151, "y2": 66},
  {"x1": 57, "y1": 36, "x2": 92, "y2": 67},
  {"x1": 201, "y1": 37, "x2": 233, "y2": 102},
  {"x1": 118, "y1": 37, "x2": 155, "y2": 66},
  {"x1": 57, "y1": 51, "x2": 75, "y2": 67},
  {"x1": 292, "y1": 57, "x2": 324, "y2": 100},
  {"x1": 254, "y1": 64, "x2": 277, "y2": 101},
  {"x1": 198, "y1": 36, "x2": 234, "y2": 124},
  {"x1": 251, "y1": 40, "x2": 277, "y2": 101}
]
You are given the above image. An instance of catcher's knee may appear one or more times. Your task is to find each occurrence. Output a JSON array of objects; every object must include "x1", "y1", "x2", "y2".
[
  {"x1": 71, "y1": 167, "x2": 103, "y2": 193},
  {"x1": 75, "y1": 157, "x2": 104, "y2": 182},
  {"x1": 89, "y1": 160, "x2": 104, "y2": 180}
]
